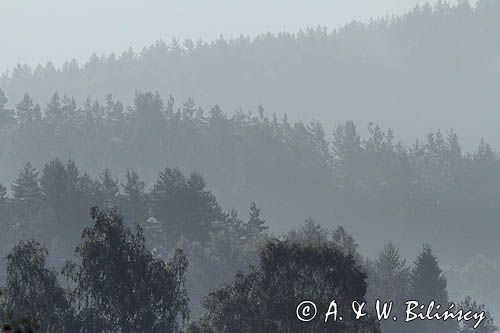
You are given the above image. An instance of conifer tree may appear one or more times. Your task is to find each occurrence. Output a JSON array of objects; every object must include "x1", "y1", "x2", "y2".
[
  {"x1": 0, "y1": 89, "x2": 14, "y2": 128},
  {"x1": 150, "y1": 168, "x2": 225, "y2": 242},
  {"x1": 99, "y1": 168, "x2": 119, "y2": 207},
  {"x1": 39, "y1": 159, "x2": 85, "y2": 241},
  {"x1": 366, "y1": 243, "x2": 410, "y2": 333},
  {"x1": 368, "y1": 242, "x2": 410, "y2": 301},
  {"x1": 15, "y1": 93, "x2": 41, "y2": 124},
  {"x1": 40, "y1": 158, "x2": 67, "y2": 209},
  {"x1": 45, "y1": 93, "x2": 62, "y2": 122},
  {"x1": 61, "y1": 95, "x2": 77, "y2": 116},
  {"x1": 0, "y1": 89, "x2": 7, "y2": 110},
  {"x1": 0, "y1": 183, "x2": 7, "y2": 203},
  {"x1": 11, "y1": 161, "x2": 41, "y2": 203},
  {"x1": 121, "y1": 170, "x2": 147, "y2": 224},
  {"x1": 409, "y1": 244, "x2": 456, "y2": 333},
  {"x1": 332, "y1": 121, "x2": 363, "y2": 197},
  {"x1": 410, "y1": 244, "x2": 448, "y2": 303},
  {"x1": 246, "y1": 202, "x2": 267, "y2": 236}
]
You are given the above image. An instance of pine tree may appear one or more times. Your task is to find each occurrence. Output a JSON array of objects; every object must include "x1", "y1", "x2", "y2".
[
  {"x1": 246, "y1": 202, "x2": 267, "y2": 236},
  {"x1": 65, "y1": 160, "x2": 81, "y2": 192},
  {"x1": 331, "y1": 225, "x2": 360, "y2": 258},
  {"x1": 99, "y1": 168, "x2": 119, "y2": 207},
  {"x1": 150, "y1": 168, "x2": 225, "y2": 242},
  {"x1": 0, "y1": 89, "x2": 7, "y2": 110},
  {"x1": 61, "y1": 95, "x2": 76, "y2": 116},
  {"x1": 286, "y1": 218, "x2": 327, "y2": 245},
  {"x1": 410, "y1": 244, "x2": 448, "y2": 303},
  {"x1": 366, "y1": 243, "x2": 410, "y2": 333},
  {"x1": 40, "y1": 158, "x2": 67, "y2": 208},
  {"x1": 0, "y1": 88, "x2": 15, "y2": 128},
  {"x1": 368, "y1": 242, "x2": 410, "y2": 301},
  {"x1": 332, "y1": 121, "x2": 363, "y2": 197},
  {"x1": 11, "y1": 161, "x2": 41, "y2": 202},
  {"x1": 45, "y1": 93, "x2": 62, "y2": 122},
  {"x1": 15, "y1": 93, "x2": 41, "y2": 124},
  {"x1": 409, "y1": 244, "x2": 456, "y2": 333},
  {"x1": 0, "y1": 183, "x2": 7, "y2": 202},
  {"x1": 122, "y1": 170, "x2": 145, "y2": 201},
  {"x1": 39, "y1": 159, "x2": 85, "y2": 240},
  {"x1": 121, "y1": 170, "x2": 147, "y2": 224},
  {"x1": 131, "y1": 91, "x2": 165, "y2": 128},
  {"x1": 105, "y1": 94, "x2": 124, "y2": 124}
]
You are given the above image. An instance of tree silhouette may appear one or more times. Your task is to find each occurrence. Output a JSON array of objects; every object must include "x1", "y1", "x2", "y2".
[
  {"x1": 409, "y1": 244, "x2": 456, "y2": 333},
  {"x1": 0, "y1": 89, "x2": 14, "y2": 129},
  {"x1": 121, "y1": 170, "x2": 148, "y2": 224},
  {"x1": 366, "y1": 243, "x2": 410, "y2": 333},
  {"x1": 246, "y1": 202, "x2": 267, "y2": 236},
  {"x1": 1, "y1": 240, "x2": 75, "y2": 332},
  {"x1": 198, "y1": 239, "x2": 380, "y2": 333},
  {"x1": 63, "y1": 207, "x2": 189, "y2": 332},
  {"x1": 150, "y1": 168, "x2": 225, "y2": 243},
  {"x1": 457, "y1": 296, "x2": 498, "y2": 333}
]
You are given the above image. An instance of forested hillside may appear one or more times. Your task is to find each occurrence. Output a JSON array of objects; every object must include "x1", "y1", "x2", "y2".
[
  {"x1": 1, "y1": 89, "x2": 500, "y2": 265},
  {"x1": 1, "y1": 1, "x2": 500, "y2": 329},
  {"x1": 1, "y1": 1, "x2": 500, "y2": 147},
  {"x1": 0, "y1": 163, "x2": 496, "y2": 331}
]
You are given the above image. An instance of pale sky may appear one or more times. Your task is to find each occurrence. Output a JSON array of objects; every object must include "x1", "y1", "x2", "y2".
[{"x1": 1, "y1": 0, "x2": 462, "y2": 73}]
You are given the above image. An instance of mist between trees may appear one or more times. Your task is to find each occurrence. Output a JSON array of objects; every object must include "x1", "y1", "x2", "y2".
[
  {"x1": 0, "y1": 88, "x2": 500, "y2": 331},
  {"x1": 2, "y1": 88, "x2": 500, "y2": 260},
  {"x1": 0, "y1": 171, "x2": 497, "y2": 332},
  {"x1": 2, "y1": 1, "x2": 500, "y2": 149},
  {"x1": 1, "y1": 2, "x2": 500, "y2": 328}
]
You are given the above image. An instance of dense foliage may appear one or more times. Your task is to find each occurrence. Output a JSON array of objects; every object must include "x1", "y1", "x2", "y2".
[
  {"x1": 2, "y1": 1, "x2": 500, "y2": 147},
  {"x1": 0, "y1": 2, "x2": 499, "y2": 330},
  {"x1": 1, "y1": 89, "x2": 500, "y2": 263},
  {"x1": 1, "y1": 208, "x2": 495, "y2": 332}
]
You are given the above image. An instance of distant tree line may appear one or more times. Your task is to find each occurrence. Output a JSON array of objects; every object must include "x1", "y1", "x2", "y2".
[
  {"x1": 0, "y1": 157, "x2": 496, "y2": 332},
  {"x1": 1, "y1": 0, "x2": 500, "y2": 147},
  {"x1": 0, "y1": 157, "x2": 270, "y2": 318},
  {"x1": 1, "y1": 88, "x2": 500, "y2": 262}
]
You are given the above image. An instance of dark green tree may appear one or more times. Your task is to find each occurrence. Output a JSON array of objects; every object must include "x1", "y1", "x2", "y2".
[
  {"x1": 410, "y1": 244, "x2": 448, "y2": 304},
  {"x1": 0, "y1": 89, "x2": 14, "y2": 129},
  {"x1": 40, "y1": 158, "x2": 68, "y2": 213},
  {"x1": 98, "y1": 168, "x2": 119, "y2": 207},
  {"x1": 198, "y1": 239, "x2": 380, "y2": 333},
  {"x1": 44, "y1": 93, "x2": 62, "y2": 122},
  {"x1": 63, "y1": 207, "x2": 189, "y2": 332},
  {"x1": 15, "y1": 93, "x2": 41, "y2": 124},
  {"x1": 40, "y1": 159, "x2": 86, "y2": 243},
  {"x1": 150, "y1": 168, "x2": 225, "y2": 243},
  {"x1": 11, "y1": 162, "x2": 41, "y2": 201},
  {"x1": 332, "y1": 121, "x2": 362, "y2": 179},
  {"x1": 366, "y1": 243, "x2": 410, "y2": 333},
  {"x1": 245, "y1": 202, "x2": 267, "y2": 236},
  {"x1": 409, "y1": 244, "x2": 456, "y2": 333},
  {"x1": 0, "y1": 183, "x2": 7, "y2": 203},
  {"x1": 121, "y1": 170, "x2": 148, "y2": 224},
  {"x1": 1, "y1": 240, "x2": 75, "y2": 332}
]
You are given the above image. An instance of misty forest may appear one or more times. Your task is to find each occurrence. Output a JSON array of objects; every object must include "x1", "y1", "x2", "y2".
[{"x1": 1, "y1": 1, "x2": 500, "y2": 332}]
